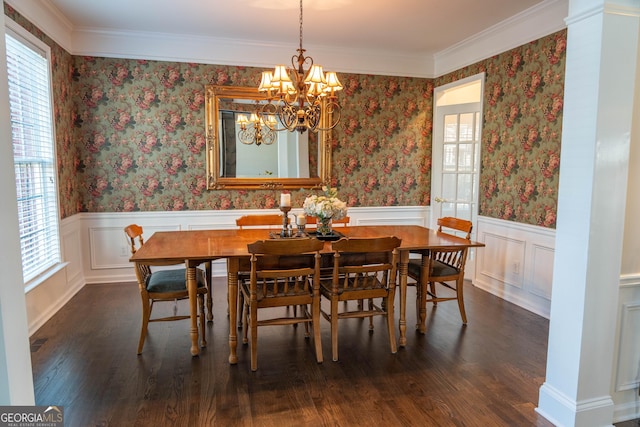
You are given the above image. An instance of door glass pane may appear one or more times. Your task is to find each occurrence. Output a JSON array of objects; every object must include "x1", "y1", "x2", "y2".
[
  {"x1": 457, "y1": 174, "x2": 472, "y2": 201},
  {"x1": 444, "y1": 114, "x2": 457, "y2": 142},
  {"x1": 475, "y1": 112, "x2": 480, "y2": 141},
  {"x1": 458, "y1": 143, "x2": 473, "y2": 172},
  {"x1": 443, "y1": 144, "x2": 457, "y2": 172},
  {"x1": 442, "y1": 174, "x2": 456, "y2": 200},
  {"x1": 441, "y1": 202, "x2": 455, "y2": 218},
  {"x1": 456, "y1": 203, "x2": 471, "y2": 221},
  {"x1": 459, "y1": 113, "x2": 474, "y2": 141}
]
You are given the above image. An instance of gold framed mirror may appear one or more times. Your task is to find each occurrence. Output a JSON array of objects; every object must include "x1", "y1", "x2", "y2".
[{"x1": 205, "y1": 85, "x2": 332, "y2": 190}]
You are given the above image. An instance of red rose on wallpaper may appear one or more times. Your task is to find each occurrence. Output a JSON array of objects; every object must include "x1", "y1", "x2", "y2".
[
  {"x1": 135, "y1": 87, "x2": 158, "y2": 110},
  {"x1": 162, "y1": 110, "x2": 186, "y2": 133},
  {"x1": 363, "y1": 174, "x2": 378, "y2": 192},
  {"x1": 189, "y1": 175, "x2": 207, "y2": 196},
  {"x1": 505, "y1": 103, "x2": 520, "y2": 128},
  {"x1": 382, "y1": 155, "x2": 398, "y2": 174},
  {"x1": 186, "y1": 132, "x2": 206, "y2": 154},
  {"x1": 541, "y1": 206, "x2": 557, "y2": 227},
  {"x1": 506, "y1": 52, "x2": 523, "y2": 77},
  {"x1": 403, "y1": 100, "x2": 417, "y2": 118},
  {"x1": 525, "y1": 72, "x2": 542, "y2": 98},
  {"x1": 540, "y1": 150, "x2": 560, "y2": 178},
  {"x1": 548, "y1": 34, "x2": 567, "y2": 65},
  {"x1": 159, "y1": 66, "x2": 184, "y2": 89},
  {"x1": 82, "y1": 86, "x2": 107, "y2": 108},
  {"x1": 164, "y1": 154, "x2": 185, "y2": 175},
  {"x1": 518, "y1": 178, "x2": 537, "y2": 203},
  {"x1": 385, "y1": 80, "x2": 400, "y2": 98},
  {"x1": 501, "y1": 153, "x2": 518, "y2": 176},
  {"x1": 85, "y1": 132, "x2": 109, "y2": 153},
  {"x1": 344, "y1": 155, "x2": 360, "y2": 175},
  {"x1": 484, "y1": 177, "x2": 497, "y2": 198},
  {"x1": 211, "y1": 69, "x2": 230, "y2": 86},
  {"x1": 544, "y1": 94, "x2": 563, "y2": 122},
  {"x1": 363, "y1": 136, "x2": 379, "y2": 155},
  {"x1": 343, "y1": 77, "x2": 361, "y2": 96},
  {"x1": 384, "y1": 193, "x2": 397, "y2": 206},
  {"x1": 111, "y1": 109, "x2": 134, "y2": 131},
  {"x1": 401, "y1": 174, "x2": 416, "y2": 193},
  {"x1": 363, "y1": 98, "x2": 380, "y2": 116},
  {"x1": 343, "y1": 116, "x2": 360, "y2": 136},
  {"x1": 488, "y1": 83, "x2": 503, "y2": 106},
  {"x1": 487, "y1": 130, "x2": 501, "y2": 153},
  {"x1": 186, "y1": 89, "x2": 205, "y2": 112},
  {"x1": 502, "y1": 201, "x2": 515, "y2": 220},
  {"x1": 522, "y1": 125, "x2": 540, "y2": 151},
  {"x1": 139, "y1": 176, "x2": 160, "y2": 197},
  {"x1": 108, "y1": 64, "x2": 132, "y2": 86},
  {"x1": 383, "y1": 118, "x2": 399, "y2": 136},
  {"x1": 401, "y1": 137, "x2": 417, "y2": 155},
  {"x1": 114, "y1": 153, "x2": 135, "y2": 176},
  {"x1": 139, "y1": 132, "x2": 161, "y2": 154}
]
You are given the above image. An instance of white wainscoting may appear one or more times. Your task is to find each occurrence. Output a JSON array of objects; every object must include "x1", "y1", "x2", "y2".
[{"x1": 474, "y1": 216, "x2": 556, "y2": 319}]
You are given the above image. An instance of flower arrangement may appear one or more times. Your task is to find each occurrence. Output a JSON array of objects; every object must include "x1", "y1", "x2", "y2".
[{"x1": 303, "y1": 186, "x2": 348, "y2": 222}]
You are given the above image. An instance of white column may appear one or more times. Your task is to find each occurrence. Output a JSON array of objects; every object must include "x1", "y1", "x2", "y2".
[
  {"x1": 0, "y1": 12, "x2": 36, "y2": 404},
  {"x1": 537, "y1": 1, "x2": 640, "y2": 426}
]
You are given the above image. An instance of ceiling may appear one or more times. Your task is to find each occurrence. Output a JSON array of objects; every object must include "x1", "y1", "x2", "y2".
[{"x1": 10, "y1": 0, "x2": 567, "y2": 77}]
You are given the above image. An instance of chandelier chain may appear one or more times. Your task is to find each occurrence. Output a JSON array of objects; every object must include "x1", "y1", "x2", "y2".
[{"x1": 299, "y1": 0, "x2": 304, "y2": 52}]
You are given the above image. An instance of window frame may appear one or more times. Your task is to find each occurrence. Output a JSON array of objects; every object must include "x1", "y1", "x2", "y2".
[{"x1": 5, "y1": 18, "x2": 63, "y2": 290}]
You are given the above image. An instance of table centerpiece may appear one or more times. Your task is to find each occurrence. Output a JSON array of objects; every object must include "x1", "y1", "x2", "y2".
[{"x1": 303, "y1": 186, "x2": 348, "y2": 237}]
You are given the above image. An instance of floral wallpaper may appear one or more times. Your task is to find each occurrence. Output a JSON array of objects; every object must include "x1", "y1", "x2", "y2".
[
  {"x1": 436, "y1": 31, "x2": 566, "y2": 227},
  {"x1": 71, "y1": 61, "x2": 432, "y2": 212},
  {"x1": 4, "y1": 4, "x2": 565, "y2": 228}
]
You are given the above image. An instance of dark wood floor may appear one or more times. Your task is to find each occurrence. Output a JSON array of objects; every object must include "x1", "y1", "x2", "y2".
[{"x1": 30, "y1": 278, "x2": 557, "y2": 426}]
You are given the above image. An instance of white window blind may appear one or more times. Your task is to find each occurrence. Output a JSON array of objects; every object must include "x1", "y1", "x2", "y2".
[{"x1": 5, "y1": 28, "x2": 61, "y2": 285}]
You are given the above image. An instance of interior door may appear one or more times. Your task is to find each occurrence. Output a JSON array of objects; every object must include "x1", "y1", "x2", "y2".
[{"x1": 432, "y1": 102, "x2": 482, "y2": 277}]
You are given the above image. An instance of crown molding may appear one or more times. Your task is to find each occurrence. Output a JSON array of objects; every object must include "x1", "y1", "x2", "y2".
[
  {"x1": 6, "y1": 0, "x2": 567, "y2": 79},
  {"x1": 434, "y1": 0, "x2": 568, "y2": 77}
]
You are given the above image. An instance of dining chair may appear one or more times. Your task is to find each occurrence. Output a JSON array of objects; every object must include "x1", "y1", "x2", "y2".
[
  {"x1": 320, "y1": 236, "x2": 401, "y2": 361},
  {"x1": 241, "y1": 238, "x2": 325, "y2": 371},
  {"x1": 125, "y1": 224, "x2": 208, "y2": 354},
  {"x1": 407, "y1": 217, "x2": 473, "y2": 333},
  {"x1": 235, "y1": 214, "x2": 284, "y2": 229}
]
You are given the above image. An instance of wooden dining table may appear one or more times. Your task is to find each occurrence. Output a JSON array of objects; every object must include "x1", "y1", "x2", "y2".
[{"x1": 129, "y1": 225, "x2": 484, "y2": 361}]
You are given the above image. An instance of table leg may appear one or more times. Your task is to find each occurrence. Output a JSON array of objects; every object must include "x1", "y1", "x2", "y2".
[
  {"x1": 187, "y1": 260, "x2": 199, "y2": 356},
  {"x1": 228, "y1": 258, "x2": 239, "y2": 364},
  {"x1": 398, "y1": 250, "x2": 409, "y2": 347}
]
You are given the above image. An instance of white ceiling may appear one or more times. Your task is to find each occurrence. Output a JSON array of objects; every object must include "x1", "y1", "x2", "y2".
[{"x1": 8, "y1": 0, "x2": 568, "y2": 77}]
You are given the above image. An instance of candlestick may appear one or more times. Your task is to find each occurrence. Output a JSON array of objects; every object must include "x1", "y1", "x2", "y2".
[{"x1": 279, "y1": 206, "x2": 292, "y2": 237}]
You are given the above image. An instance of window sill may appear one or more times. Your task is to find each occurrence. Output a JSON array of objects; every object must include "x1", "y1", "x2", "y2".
[{"x1": 24, "y1": 262, "x2": 70, "y2": 294}]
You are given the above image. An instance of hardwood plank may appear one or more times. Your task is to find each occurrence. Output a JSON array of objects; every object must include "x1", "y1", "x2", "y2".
[{"x1": 30, "y1": 279, "x2": 559, "y2": 426}]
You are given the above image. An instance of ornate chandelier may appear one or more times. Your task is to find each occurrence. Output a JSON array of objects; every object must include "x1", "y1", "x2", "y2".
[
  {"x1": 236, "y1": 112, "x2": 277, "y2": 146},
  {"x1": 258, "y1": 0, "x2": 342, "y2": 133}
]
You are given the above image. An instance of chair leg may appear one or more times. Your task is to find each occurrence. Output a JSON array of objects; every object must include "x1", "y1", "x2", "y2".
[
  {"x1": 242, "y1": 298, "x2": 249, "y2": 345},
  {"x1": 250, "y1": 303, "x2": 258, "y2": 371},
  {"x1": 386, "y1": 293, "x2": 397, "y2": 354},
  {"x1": 368, "y1": 299, "x2": 374, "y2": 330},
  {"x1": 303, "y1": 304, "x2": 310, "y2": 337},
  {"x1": 137, "y1": 296, "x2": 151, "y2": 354},
  {"x1": 417, "y1": 282, "x2": 428, "y2": 334},
  {"x1": 456, "y1": 278, "x2": 468, "y2": 324},
  {"x1": 205, "y1": 262, "x2": 213, "y2": 322},
  {"x1": 237, "y1": 291, "x2": 244, "y2": 328},
  {"x1": 198, "y1": 293, "x2": 206, "y2": 347},
  {"x1": 331, "y1": 298, "x2": 339, "y2": 362},
  {"x1": 430, "y1": 281, "x2": 438, "y2": 305},
  {"x1": 312, "y1": 299, "x2": 323, "y2": 363}
]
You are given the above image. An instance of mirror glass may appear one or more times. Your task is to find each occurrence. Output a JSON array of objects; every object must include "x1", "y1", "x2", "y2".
[{"x1": 205, "y1": 85, "x2": 332, "y2": 190}]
